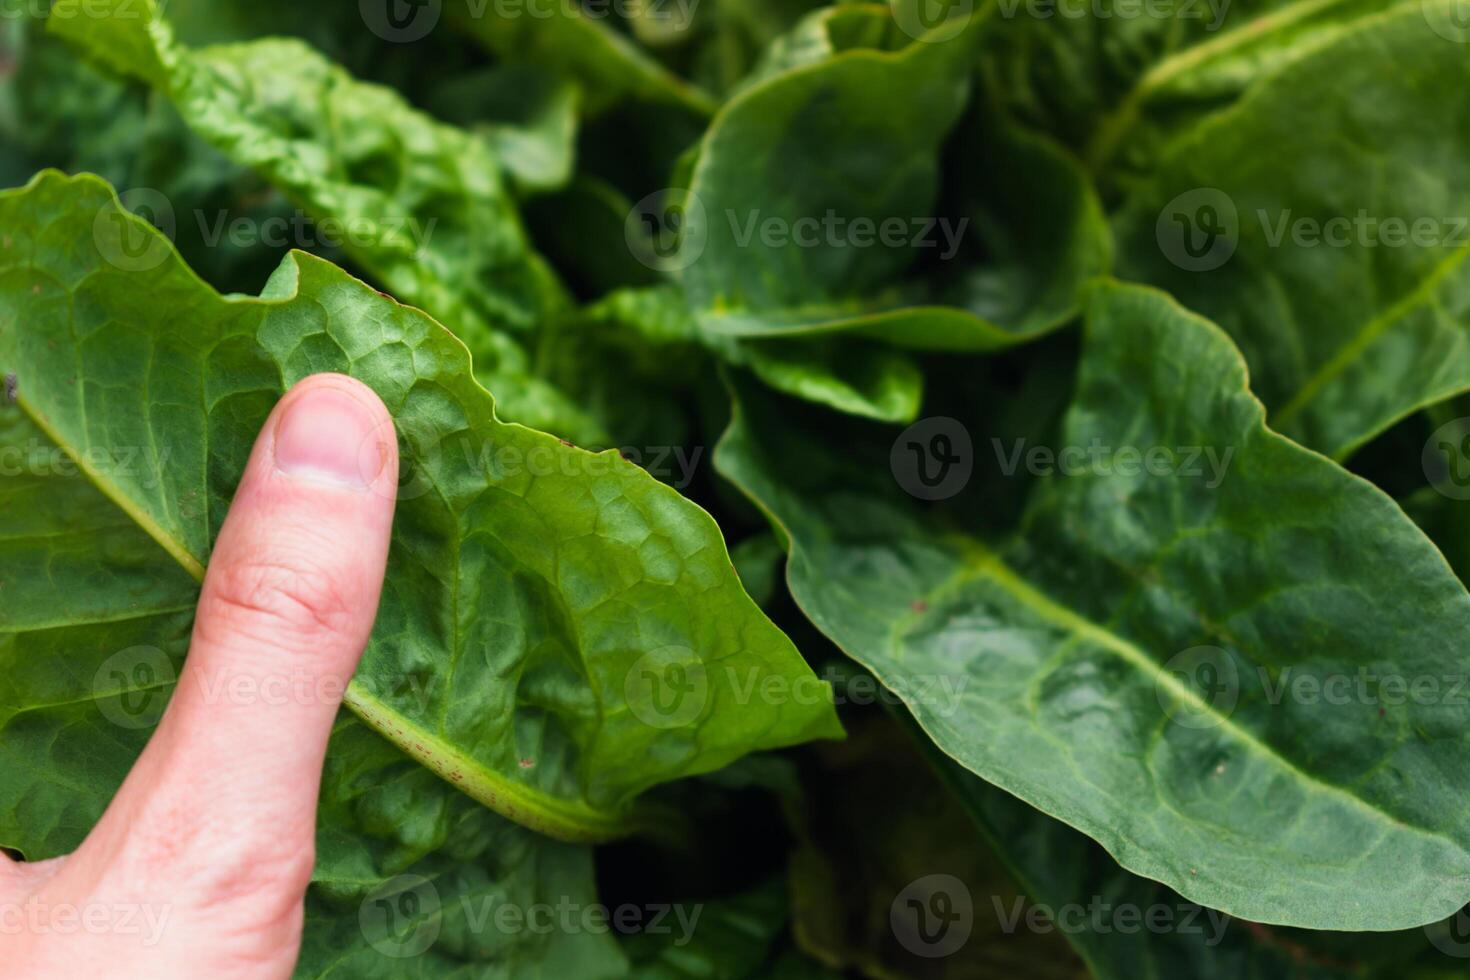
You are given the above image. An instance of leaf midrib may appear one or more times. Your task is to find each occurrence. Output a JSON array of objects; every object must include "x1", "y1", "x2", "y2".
[
  {"x1": 1084, "y1": 0, "x2": 1366, "y2": 170},
  {"x1": 894, "y1": 539, "x2": 1463, "y2": 854},
  {"x1": 1271, "y1": 240, "x2": 1470, "y2": 450},
  {"x1": 11, "y1": 345, "x2": 637, "y2": 844}
]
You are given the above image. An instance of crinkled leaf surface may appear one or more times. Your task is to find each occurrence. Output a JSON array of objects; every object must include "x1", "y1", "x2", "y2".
[
  {"x1": 298, "y1": 718, "x2": 630, "y2": 978},
  {"x1": 0, "y1": 171, "x2": 840, "y2": 844},
  {"x1": 1, "y1": 16, "x2": 320, "y2": 296},
  {"x1": 716, "y1": 280, "x2": 1470, "y2": 930},
  {"x1": 0, "y1": 353, "x2": 812, "y2": 975},
  {"x1": 46, "y1": 0, "x2": 609, "y2": 443},
  {"x1": 0, "y1": 403, "x2": 625, "y2": 978},
  {"x1": 1113, "y1": 2, "x2": 1470, "y2": 459},
  {"x1": 49, "y1": 0, "x2": 541, "y2": 339}
]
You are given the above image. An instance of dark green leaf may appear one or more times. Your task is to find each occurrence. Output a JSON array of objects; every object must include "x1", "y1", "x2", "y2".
[
  {"x1": 717, "y1": 279, "x2": 1470, "y2": 930},
  {"x1": 0, "y1": 171, "x2": 841, "y2": 844},
  {"x1": 1113, "y1": 2, "x2": 1470, "y2": 459}
]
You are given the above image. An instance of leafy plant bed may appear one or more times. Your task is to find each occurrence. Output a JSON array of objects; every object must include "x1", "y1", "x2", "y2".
[{"x1": 3, "y1": 0, "x2": 1470, "y2": 976}]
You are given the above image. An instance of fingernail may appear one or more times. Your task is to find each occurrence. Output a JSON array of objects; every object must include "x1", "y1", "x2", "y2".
[{"x1": 273, "y1": 385, "x2": 388, "y2": 489}]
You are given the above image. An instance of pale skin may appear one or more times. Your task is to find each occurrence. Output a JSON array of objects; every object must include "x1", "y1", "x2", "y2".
[{"x1": 0, "y1": 374, "x2": 401, "y2": 978}]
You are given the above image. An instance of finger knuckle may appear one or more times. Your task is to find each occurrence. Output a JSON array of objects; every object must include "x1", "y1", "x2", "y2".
[{"x1": 199, "y1": 552, "x2": 356, "y2": 647}]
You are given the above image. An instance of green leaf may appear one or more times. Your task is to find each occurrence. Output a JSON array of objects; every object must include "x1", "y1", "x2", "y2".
[
  {"x1": 663, "y1": 6, "x2": 1109, "y2": 412},
  {"x1": 698, "y1": 114, "x2": 1112, "y2": 351},
  {"x1": 786, "y1": 710, "x2": 1085, "y2": 978},
  {"x1": 300, "y1": 717, "x2": 631, "y2": 978},
  {"x1": 446, "y1": 0, "x2": 716, "y2": 116},
  {"x1": 45, "y1": 0, "x2": 619, "y2": 443},
  {"x1": 425, "y1": 65, "x2": 580, "y2": 195},
  {"x1": 527, "y1": 178, "x2": 666, "y2": 297},
  {"x1": 0, "y1": 17, "x2": 325, "y2": 296},
  {"x1": 680, "y1": 0, "x2": 830, "y2": 97},
  {"x1": 1112, "y1": 1, "x2": 1470, "y2": 459},
  {"x1": 622, "y1": 878, "x2": 790, "y2": 978},
  {"x1": 983, "y1": 0, "x2": 1398, "y2": 186},
  {"x1": 48, "y1": 0, "x2": 541, "y2": 339},
  {"x1": 716, "y1": 279, "x2": 1470, "y2": 930},
  {"x1": 901, "y1": 703, "x2": 1459, "y2": 980},
  {"x1": 0, "y1": 171, "x2": 841, "y2": 842},
  {"x1": 0, "y1": 407, "x2": 627, "y2": 977},
  {"x1": 679, "y1": 6, "x2": 977, "y2": 334},
  {"x1": 580, "y1": 285, "x2": 924, "y2": 423},
  {"x1": 729, "y1": 532, "x2": 786, "y2": 610}
]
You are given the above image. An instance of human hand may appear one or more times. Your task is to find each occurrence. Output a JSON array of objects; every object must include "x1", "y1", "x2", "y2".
[{"x1": 1, "y1": 375, "x2": 400, "y2": 978}]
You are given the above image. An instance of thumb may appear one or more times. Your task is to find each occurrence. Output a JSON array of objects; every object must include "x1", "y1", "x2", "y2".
[{"x1": 76, "y1": 374, "x2": 399, "y2": 897}]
